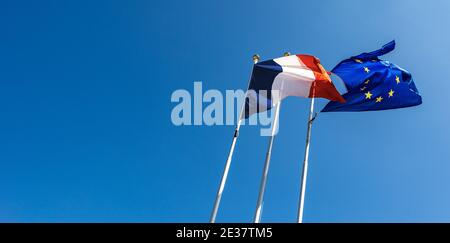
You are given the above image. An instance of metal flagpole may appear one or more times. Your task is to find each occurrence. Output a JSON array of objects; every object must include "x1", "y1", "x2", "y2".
[
  {"x1": 253, "y1": 101, "x2": 281, "y2": 223},
  {"x1": 253, "y1": 52, "x2": 290, "y2": 223},
  {"x1": 210, "y1": 54, "x2": 260, "y2": 223},
  {"x1": 297, "y1": 95, "x2": 316, "y2": 223}
]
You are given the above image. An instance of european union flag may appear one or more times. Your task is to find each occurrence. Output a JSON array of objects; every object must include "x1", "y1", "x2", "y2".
[{"x1": 322, "y1": 40, "x2": 422, "y2": 112}]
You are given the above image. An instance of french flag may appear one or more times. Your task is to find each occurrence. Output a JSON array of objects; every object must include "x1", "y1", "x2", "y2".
[{"x1": 244, "y1": 54, "x2": 345, "y2": 118}]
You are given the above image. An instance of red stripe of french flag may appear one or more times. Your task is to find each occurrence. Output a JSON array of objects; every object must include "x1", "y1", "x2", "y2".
[{"x1": 296, "y1": 55, "x2": 345, "y2": 103}]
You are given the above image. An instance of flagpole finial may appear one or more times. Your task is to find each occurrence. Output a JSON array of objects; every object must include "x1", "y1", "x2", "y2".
[
  {"x1": 252, "y1": 54, "x2": 260, "y2": 63},
  {"x1": 284, "y1": 52, "x2": 291, "y2": 56}
]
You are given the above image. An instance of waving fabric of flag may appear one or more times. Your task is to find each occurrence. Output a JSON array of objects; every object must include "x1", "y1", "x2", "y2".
[
  {"x1": 321, "y1": 41, "x2": 422, "y2": 112},
  {"x1": 244, "y1": 54, "x2": 345, "y2": 118}
]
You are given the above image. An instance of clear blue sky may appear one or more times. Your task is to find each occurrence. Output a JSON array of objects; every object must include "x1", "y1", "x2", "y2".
[{"x1": 1, "y1": 0, "x2": 449, "y2": 222}]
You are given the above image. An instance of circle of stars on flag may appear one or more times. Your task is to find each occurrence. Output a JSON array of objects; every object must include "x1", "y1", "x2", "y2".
[{"x1": 354, "y1": 58, "x2": 402, "y2": 104}]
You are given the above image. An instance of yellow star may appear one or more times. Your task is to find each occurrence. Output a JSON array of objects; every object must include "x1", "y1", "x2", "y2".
[
  {"x1": 364, "y1": 67, "x2": 370, "y2": 73},
  {"x1": 388, "y1": 89, "x2": 394, "y2": 97},
  {"x1": 354, "y1": 59, "x2": 363, "y2": 63},
  {"x1": 376, "y1": 96, "x2": 383, "y2": 103},
  {"x1": 395, "y1": 76, "x2": 400, "y2": 84},
  {"x1": 360, "y1": 86, "x2": 367, "y2": 91},
  {"x1": 365, "y1": 91, "x2": 373, "y2": 99},
  {"x1": 364, "y1": 79, "x2": 370, "y2": 84}
]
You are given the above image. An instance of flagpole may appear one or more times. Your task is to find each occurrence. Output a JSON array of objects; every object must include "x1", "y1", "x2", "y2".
[
  {"x1": 210, "y1": 54, "x2": 260, "y2": 223},
  {"x1": 253, "y1": 101, "x2": 281, "y2": 223},
  {"x1": 253, "y1": 52, "x2": 290, "y2": 223},
  {"x1": 296, "y1": 96, "x2": 316, "y2": 223}
]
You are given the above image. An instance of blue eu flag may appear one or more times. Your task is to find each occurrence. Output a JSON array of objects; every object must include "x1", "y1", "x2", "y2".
[{"x1": 322, "y1": 40, "x2": 422, "y2": 112}]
